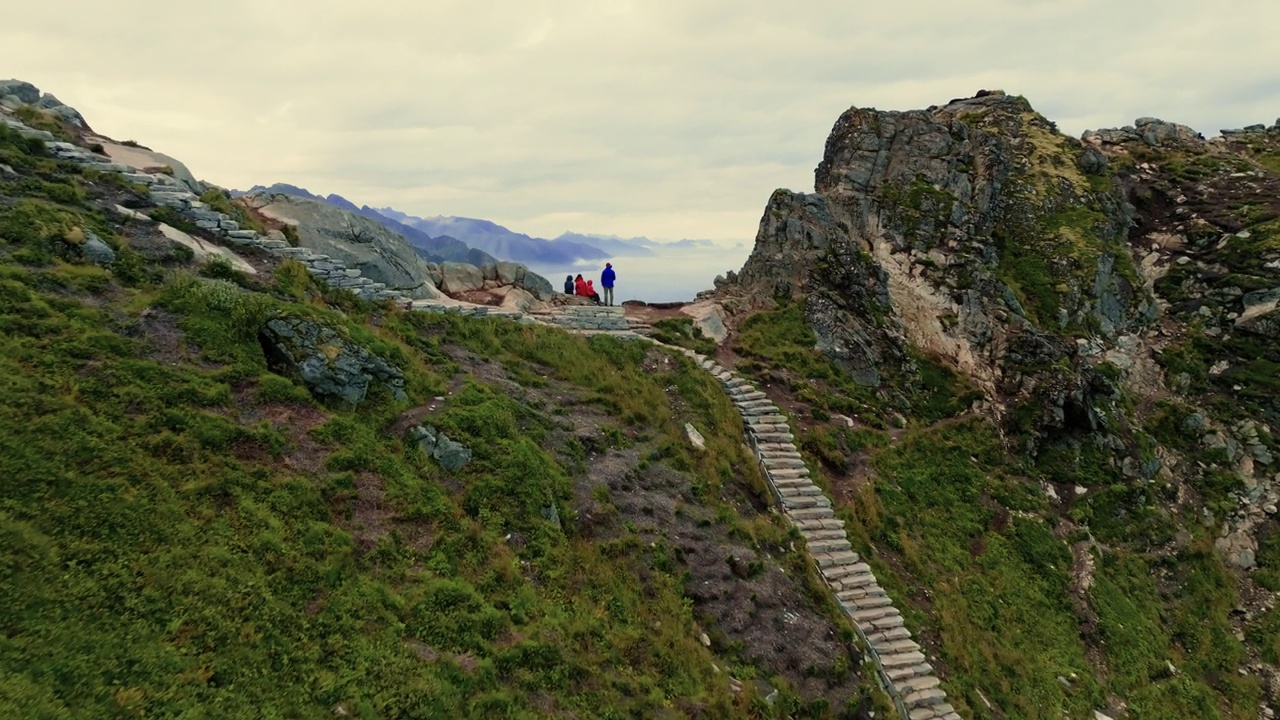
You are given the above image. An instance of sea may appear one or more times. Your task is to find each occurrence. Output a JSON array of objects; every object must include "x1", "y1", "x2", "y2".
[{"x1": 528, "y1": 245, "x2": 753, "y2": 305}]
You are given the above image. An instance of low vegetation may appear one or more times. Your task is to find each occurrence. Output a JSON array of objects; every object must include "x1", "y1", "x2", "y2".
[{"x1": 0, "y1": 131, "x2": 874, "y2": 717}]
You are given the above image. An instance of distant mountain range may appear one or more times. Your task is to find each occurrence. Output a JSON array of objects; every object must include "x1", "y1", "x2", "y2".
[{"x1": 236, "y1": 183, "x2": 731, "y2": 266}]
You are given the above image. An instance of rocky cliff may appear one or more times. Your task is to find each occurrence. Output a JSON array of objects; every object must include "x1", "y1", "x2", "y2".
[{"x1": 718, "y1": 91, "x2": 1280, "y2": 717}]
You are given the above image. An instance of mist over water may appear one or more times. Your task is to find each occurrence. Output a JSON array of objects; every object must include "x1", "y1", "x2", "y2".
[{"x1": 529, "y1": 245, "x2": 753, "y2": 304}]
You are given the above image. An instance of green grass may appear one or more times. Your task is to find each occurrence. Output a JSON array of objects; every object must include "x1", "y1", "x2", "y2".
[
  {"x1": 733, "y1": 301, "x2": 974, "y2": 426},
  {"x1": 649, "y1": 317, "x2": 717, "y2": 355},
  {"x1": 838, "y1": 418, "x2": 1260, "y2": 719}
]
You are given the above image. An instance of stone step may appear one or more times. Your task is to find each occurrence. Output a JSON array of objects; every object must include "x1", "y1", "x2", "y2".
[
  {"x1": 781, "y1": 494, "x2": 831, "y2": 511},
  {"x1": 793, "y1": 517, "x2": 845, "y2": 532},
  {"x1": 759, "y1": 449, "x2": 803, "y2": 460},
  {"x1": 732, "y1": 390, "x2": 768, "y2": 402},
  {"x1": 812, "y1": 549, "x2": 857, "y2": 566},
  {"x1": 744, "y1": 414, "x2": 789, "y2": 425},
  {"x1": 885, "y1": 662, "x2": 933, "y2": 682},
  {"x1": 898, "y1": 674, "x2": 939, "y2": 692},
  {"x1": 767, "y1": 468, "x2": 809, "y2": 481},
  {"x1": 752, "y1": 433, "x2": 794, "y2": 443},
  {"x1": 761, "y1": 455, "x2": 805, "y2": 468},
  {"x1": 751, "y1": 424, "x2": 794, "y2": 436},
  {"x1": 836, "y1": 585, "x2": 887, "y2": 603},
  {"x1": 857, "y1": 611, "x2": 905, "y2": 631},
  {"x1": 777, "y1": 484, "x2": 825, "y2": 497},
  {"x1": 785, "y1": 506, "x2": 835, "y2": 521},
  {"x1": 800, "y1": 528, "x2": 848, "y2": 542},
  {"x1": 835, "y1": 574, "x2": 879, "y2": 592},
  {"x1": 847, "y1": 594, "x2": 894, "y2": 609},
  {"x1": 867, "y1": 626, "x2": 913, "y2": 644},
  {"x1": 807, "y1": 537, "x2": 851, "y2": 553},
  {"x1": 878, "y1": 651, "x2": 926, "y2": 668},
  {"x1": 849, "y1": 605, "x2": 898, "y2": 626},
  {"x1": 903, "y1": 687, "x2": 946, "y2": 707}
]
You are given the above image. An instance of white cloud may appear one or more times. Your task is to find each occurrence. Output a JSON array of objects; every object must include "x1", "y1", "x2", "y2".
[{"x1": 4, "y1": 0, "x2": 1277, "y2": 242}]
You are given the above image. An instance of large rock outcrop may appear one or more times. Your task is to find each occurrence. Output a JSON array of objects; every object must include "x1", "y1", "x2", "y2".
[
  {"x1": 726, "y1": 90, "x2": 1155, "y2": 414},
  {"x1": 247, "y1": 191, "x2": 443, "y2": 300},
  {"x1": 259, "y1": 316, "x2": 408, "y2": 406}
]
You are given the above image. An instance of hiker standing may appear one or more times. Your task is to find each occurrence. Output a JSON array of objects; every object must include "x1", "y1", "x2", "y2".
[{"x1": 600, "y1": 262, "x2": 616, "y2": 306}]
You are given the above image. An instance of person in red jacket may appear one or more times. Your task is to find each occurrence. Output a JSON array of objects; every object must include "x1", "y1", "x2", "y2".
[
  {"x1": 574, "y1": 274, "x2": 589, "y2": 297},
  {"x1": 585, "y1": 280, "x2": 601, "y2": 304}
]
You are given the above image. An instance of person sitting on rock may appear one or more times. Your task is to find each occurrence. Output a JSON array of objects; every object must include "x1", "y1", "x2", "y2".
[
  {"x1": 564, "y1": 274, "x2": 574, "y2": 294},
  {"x1": 600, "y1": 262, "x2": 616, "y2": 306},
  {"x1": 574, "y1": 274, "x2": 589, "y2": 298},
  {"x1": 585, "y1": 279, "x2": 602, "y2": 305}
]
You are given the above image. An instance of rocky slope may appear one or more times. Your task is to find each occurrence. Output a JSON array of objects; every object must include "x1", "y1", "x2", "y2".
[{"x1": 715, "y1": 91, "x2": 1280, "y2": 718}]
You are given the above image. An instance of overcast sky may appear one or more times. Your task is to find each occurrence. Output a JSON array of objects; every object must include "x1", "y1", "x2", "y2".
[{"x1": 5, "y1": 1, "x2": 1278, "y2": 243}]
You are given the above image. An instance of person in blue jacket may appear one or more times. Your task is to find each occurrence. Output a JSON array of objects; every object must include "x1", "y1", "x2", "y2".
[{"x1": 600, "y1": 262, "x2": 616, "y2": 306}]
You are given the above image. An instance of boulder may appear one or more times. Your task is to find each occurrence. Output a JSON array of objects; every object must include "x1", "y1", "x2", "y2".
[
  {"x1": 500, "y1": 287, "x2": 536, "y2": 312},
  {"x1": 35, "y1": 93, "x2": 86, "y2": 128},
  {"x1": 80, "y1": 231, "x2": 116, "y2": 266},
  {"x1": 495, "y1": 260, "x2": 525, "y2": 286},
  {"x1": 259, "y1": 317, "x2": 408, "y2": 406},
  {"x1": 685, "y1": 423, "x2": 706, "y2": 451},
  {"x1": 440, "y1": 262, "x2": 484, "y2": 294},
  {"x1": 680, "y1": 301, "x2": 729, "y2": 343},
  {"x1": 519, "y1": 269, "x2": 554, "y2": 300},
  {"x1": 0, "y1": 79, "x2": 41, "y2": 104},
  {"x1": 1235, "y1": 287, "x2": 1280, "y2": 338},
  {"x1": 407, "y1": 425, "x2": 472, "y2": 471},
  {"x1": 250, "y1": 193, "x2": 440, "y2": 299}
]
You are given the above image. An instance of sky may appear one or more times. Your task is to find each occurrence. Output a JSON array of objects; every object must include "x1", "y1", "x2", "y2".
[{"x1": 4, "y1": 0, "x2": 1279, "y2": 245}]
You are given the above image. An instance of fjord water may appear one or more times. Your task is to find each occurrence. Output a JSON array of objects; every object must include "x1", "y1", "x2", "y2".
[{"x1": 529, "y1": 243, "x2": 752, "y2": 304}]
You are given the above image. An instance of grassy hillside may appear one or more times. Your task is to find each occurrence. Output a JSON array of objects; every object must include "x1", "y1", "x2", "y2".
[
  {"x1": 728, "y1": 302, "x2": 1264, "y2": 720},
  {"x1": 0, "y1": 123, "x2": 879, "y2": 718}
]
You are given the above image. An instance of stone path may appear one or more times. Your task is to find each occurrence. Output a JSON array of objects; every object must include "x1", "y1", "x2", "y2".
[{"x1": 652, "y1": 345, "x2": 961, "y2": 720}]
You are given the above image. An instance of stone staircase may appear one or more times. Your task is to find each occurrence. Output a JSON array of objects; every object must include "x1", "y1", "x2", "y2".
[
  {"x1": 540, "y1": 305, "x2": 640, "y2": 336},
  {"x1": 657, "y1": 344, "x2": 962, "y2": 720}
]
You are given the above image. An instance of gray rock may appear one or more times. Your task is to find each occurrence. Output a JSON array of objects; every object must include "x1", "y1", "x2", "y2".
[
  {"x1": 35, "y1": 93, "x2": 87, "y2": 127},
  {"x1": 440, "y1": 261, "x2": 484, "y2": 294},
  {"x1": 247, "y1": 193, "x2": 440, "y2": 299},
  {"x1": 494, "y1": 260, "x2": 524, "y2": 286},
  {"x1": 1078, "y1": 146, "x2": 1108, "y2": 175},
  {"x1": 259, "y1": 316, "x2": 408, "y2": 406},
  {"x1": 685, "y1": 423, "x2": 706, "y2": 451},
  {"x1": 80, "y1": 231, "x2": 116, "y2": 266},
  {"x1": 0, "y1": 79, "x2": 41, "y2": 104},
  {"x1": 407, "y1": 424, "x2": 472, "y2": 471}
]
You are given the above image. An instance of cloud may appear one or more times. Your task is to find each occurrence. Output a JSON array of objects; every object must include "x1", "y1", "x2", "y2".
[{"x1": 4, "y1": 0, "x2": 1278, "y2": 242}]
